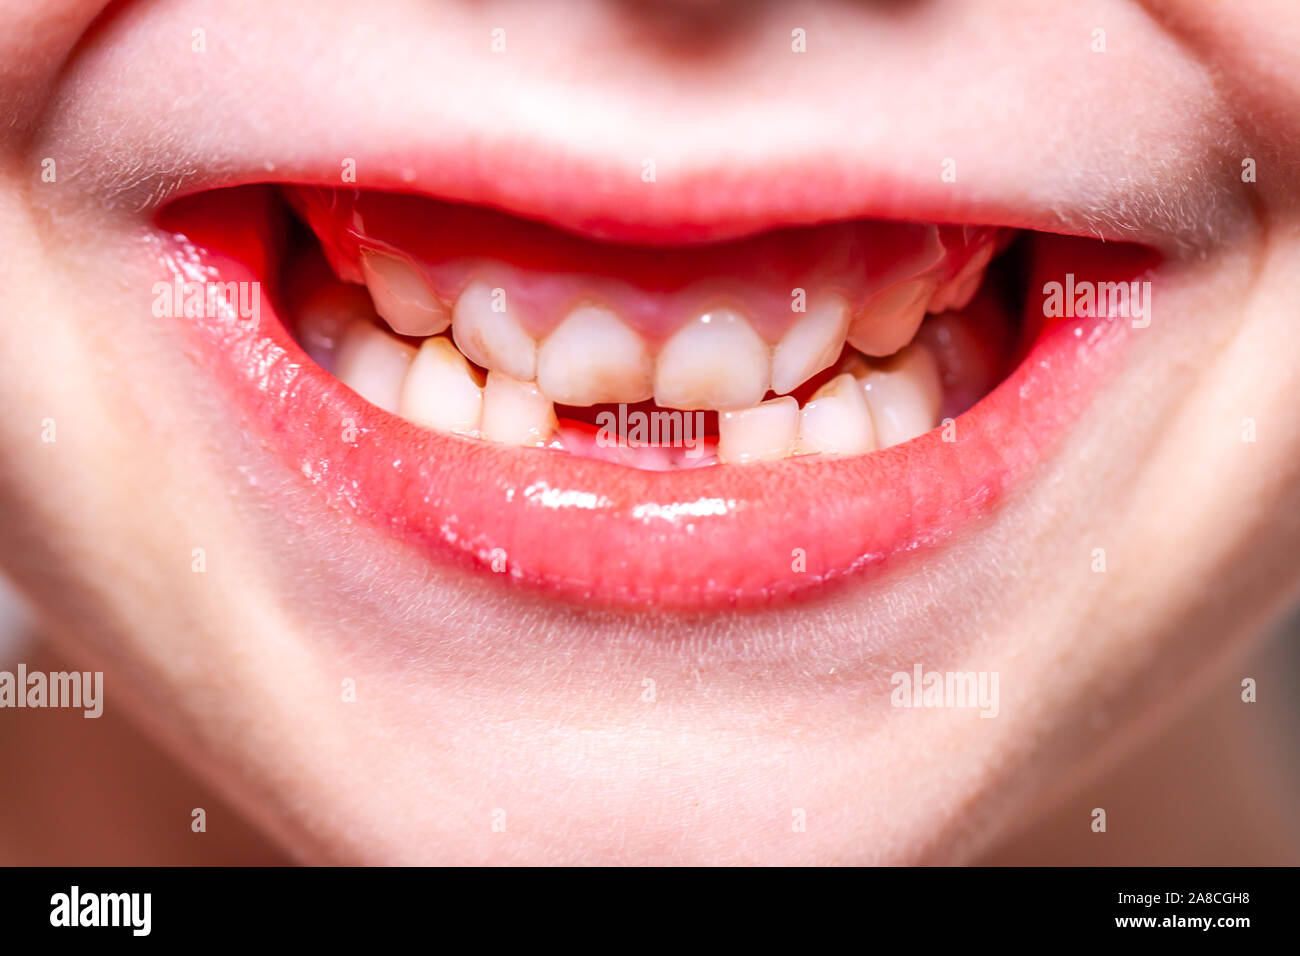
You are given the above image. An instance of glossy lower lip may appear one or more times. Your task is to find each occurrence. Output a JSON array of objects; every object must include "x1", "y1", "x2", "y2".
[{"x1": 156, "y1": 191, "x2": 1145, "y2": 610}]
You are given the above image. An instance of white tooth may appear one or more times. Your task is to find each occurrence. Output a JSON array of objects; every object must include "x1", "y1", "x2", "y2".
[
  {"x1": 955, "y1": 242, "x2": 994, "y2": 284},
  {"x1": 927, "y1": 243, "x2": 994, "y2": 314},
  {"x1": 858, "y1": 342, "x2": 943, "y2": 448},
  {"x1": 335, "y1": 320, "x2": 417, "y2": 413},
  {"x1": 926, "y1": 277, "x2": 956, "y2": 315},
  {"x1": 481, "y1": 371, "x2": 557, "y2": 446},
  {"x1": 770, "y1": 296, "x2": 849, "y2": 395},
  {"x1": 795, "y1": 373, "x2": 876, "y2": 456},
  {"x1": 360, "y1": 249, "x2": 450, "y2": 337},
  {"x1": 654, "y1": 309, "x2": 770, "y2": 410},
  {"x1": 946, "y1": 268, "x2": 984, "y2": 311},
  {"x1": 536, "y1": 306, "x2": 653, "y2": 405},
  {"x1": 718, "y1": 397, "x2": 799, "y2": 464},
  {"x1": 399, "y1": 337, "x2": 484, "y2": 435},
  {"x1": 847, "y1": 276, "x2": 936, "y2": 357},
  {"x1": 452, "y1": 280, "x2": 537, "y2": 382}
]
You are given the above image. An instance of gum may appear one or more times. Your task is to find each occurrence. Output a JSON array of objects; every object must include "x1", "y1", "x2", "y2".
[{"x1": 287, "y1": 186, "x2": 1000, "y2": 346}]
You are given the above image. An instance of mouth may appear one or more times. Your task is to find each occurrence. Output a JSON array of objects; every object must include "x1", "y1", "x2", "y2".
[
  {"x1": 288, "y1": 188, "x2": 1015, "y2": 463},
  {"x1": 152, "y1": 181, "x2": 1157, "y2": 609}
]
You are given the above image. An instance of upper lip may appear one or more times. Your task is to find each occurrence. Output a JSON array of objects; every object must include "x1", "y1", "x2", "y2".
[
  {"x1": 45, "y1": 1, "x2": 1241, "y2": 252},
  {"x1": 82, "y1": 130, "x2": 1196, "y2": 249}
]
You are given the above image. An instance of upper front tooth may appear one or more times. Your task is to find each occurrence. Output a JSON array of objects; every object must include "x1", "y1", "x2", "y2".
[
  {"x1": 718, "y1": 396, "x2": 799, "y2": 464},
  {"x1": 847, "y1": 276, "x2": 936, "y2": 357},
  {"x1": 335, "y1": 319, "x2": 417, "y2": 413},
  {"x1": 399, "y1": 336, "x2": 484, "y2": 435},
  {"x1": 360, "y1": 249, "x2": 450, "y2": 337},
  {"x1": 536, "y1": 305, "x2": 653, "y2": 405},
  {"x1": 481, "y1": 371, "x2": 558, "y2": 446},
  {"x1": 654, "y1": 309, "x2": 770, "y2": 411},
  {"x1": 857, "y1": 342, "x2": 943, "y2": 447},
  {"x1": 770, "y1": 295, "x2": 849, "y2": 395},
  {"x1": 795, "y1": 372, "x2": 877, "y2": 456},
  {"x1": 452, "y1": 280, "x2": 538, "y2": 382}
]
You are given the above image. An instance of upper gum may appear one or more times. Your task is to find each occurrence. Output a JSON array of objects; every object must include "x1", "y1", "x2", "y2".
[
  {"x1": 371, "y1": 256, "x2": 992, "y2": 364},
  {"x1": 294, "y1": 186, "x2": 1000, "y2": 351}
]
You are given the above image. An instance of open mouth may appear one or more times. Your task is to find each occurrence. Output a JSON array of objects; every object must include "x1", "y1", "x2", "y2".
[
  {"x1": 153, "y1": 185, "x2": 1157, "y2": 608},
  {"x1": 288, "y1": 189, "x2": 1013, "y2": 465}
]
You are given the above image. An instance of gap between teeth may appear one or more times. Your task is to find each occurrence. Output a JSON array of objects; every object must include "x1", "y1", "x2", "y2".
[
  {"x1": 328, "y1": 317, "x2": 945, "y2": 464},
  {"x1": 310, "y1": 251, "x2": 983, "y2": 464}
]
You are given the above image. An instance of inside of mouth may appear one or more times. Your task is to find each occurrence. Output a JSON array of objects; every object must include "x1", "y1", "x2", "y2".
[
  {"x1": 274, "y1": 186, "x2": 1037, "y2": 469},
  {"x1": 161, "y1": 185, "x2": 1081, "y2": 470}
]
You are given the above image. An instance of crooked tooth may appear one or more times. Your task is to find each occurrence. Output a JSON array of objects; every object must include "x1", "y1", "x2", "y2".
[
  {"x1": 452, "y1": 280, "x2": 537, "y2": 382},
  {"x1": 847, "y1": 276, "x2": 936, "y2": 357},
  {"x1": 360, "y1": 250, "x2": 450, "y2": 337},
  {"x1": 718, "y1": 396, "x2": 799, "y2": 464},
  {"x1": 770, "y1": 296, "x2": 850, "y2": 395},
  {"x1": 955, "y1": 242, "x2": 995, "y2": 284},
  {"x1": 795, "y1": 373, "x2": 876, "y2": 456},
  {"x1": 335, "y1": 320, "x2": 417, "y2": 413},
  {"x1": 481, "y1": 371, "x2": 557, "y2": 446},
  {"x1": 927, "y1": 243, "x2": 994, "y2": 314},
  {"x1": 858, "y1": 342, "x2": 943, "y2": 448},
  {"x1": 536, "y1": 305, "x2": 653, "y2": 405},
  {"x1": 399, "y1": 337, "x2": 484, "y2": 435},
  {"x1": 946, "y1": 266, "x2": 985, "y2": 311},
  {"x1": 654, "y1": 309, "x2": 770, "y2": 410},
  {"x1": 926, "y1": 278, "x2": 955, "y2": 315}
]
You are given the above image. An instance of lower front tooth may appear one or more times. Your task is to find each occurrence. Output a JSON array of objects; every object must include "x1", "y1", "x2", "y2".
[
  {"x1": 718, "y1": 396, "x2": 799, "y2": 464},
  {"x1": 795, "y1": 373, "x2": 876, "y2": 456},
  {"x1": 654, "y1": 309, "x2": 770, "y2": 410},
  {"x1": 399, "y1": 337, "x2": 485, "y2": 435},
  {"x1": 360, "y1": 249, "x2": 450, "y2": 337},
  {"x1": 481, "y1": 371, "x2": 557, "y2": 446},
  {"x1": 335, "y1": 319, "x2": 417, "y2": 413},
  {"x1": 847, "y1": 276, "x2": 935, "y2": 357},
  {"x1": 858, "y1": 342, "x2": 943, "y2": 447},
  {"x1": 536, "y1": 306, "x2": 653, "y2": 405}
]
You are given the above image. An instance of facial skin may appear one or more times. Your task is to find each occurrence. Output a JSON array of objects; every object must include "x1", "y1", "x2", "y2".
[{"x1": 0, "y1": 0, "x2": 1298, "y2": 864}]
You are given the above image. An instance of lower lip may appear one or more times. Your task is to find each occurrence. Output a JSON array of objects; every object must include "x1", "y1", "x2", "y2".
[{"x1": 155, "y1": 192, "x2": 1137, "y2": 610}]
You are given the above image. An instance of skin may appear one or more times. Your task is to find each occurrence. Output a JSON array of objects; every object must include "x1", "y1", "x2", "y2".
[{"x1": 0, "y1": 0, "x2": 1298, "y2": 864}]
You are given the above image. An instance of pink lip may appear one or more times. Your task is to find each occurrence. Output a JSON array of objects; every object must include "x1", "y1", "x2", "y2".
[{"x1": 155, "y1": 189, "x2": 1149, "y2": 610}]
